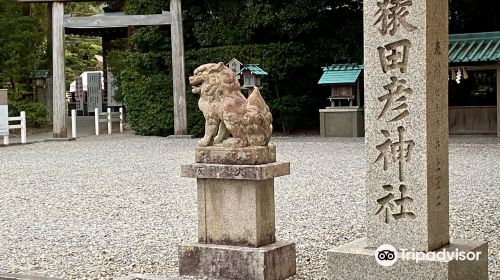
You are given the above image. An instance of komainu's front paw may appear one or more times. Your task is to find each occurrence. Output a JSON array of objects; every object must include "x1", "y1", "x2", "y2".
[
  {"x1": 213, "y1": 135, "x2": 224, "y2": 144},
  {"x1": 198, "y1": 137, "x2": 213, "y2": 147}
]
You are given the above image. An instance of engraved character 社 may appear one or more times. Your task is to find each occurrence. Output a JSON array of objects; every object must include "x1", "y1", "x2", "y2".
[
  {"x1": 378, "y1": 39, "x2": 411, "y2": 73},
  {"x1": 374, "y1": 0, "x2": 417, "y2": 36},
  {"x1": 376, "y1": 184, "x2": 416, "y2": 223},
  {"x1": 375, "y1": 126, "x2": 415, "y2": 182},
  {"x1": 378, "y1": 76, "x2": 413, "y2": 122}
]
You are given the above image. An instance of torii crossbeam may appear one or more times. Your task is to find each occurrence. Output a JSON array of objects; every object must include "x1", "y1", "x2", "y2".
[{"x1": 17, "y1": 0, "x2": 188, "y2": 137}]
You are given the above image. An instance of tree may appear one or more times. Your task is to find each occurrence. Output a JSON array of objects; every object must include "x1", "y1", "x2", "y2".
[
  {"x1": 449, "y1": 0, "x2": 499, "y2": 33},
  {"x1": 0, "y1": 2, "x2": 46, "y2": 90},
  {"x1": 108, "y1": 0, "x2": 497, "y2": 136},
  {"x1": 108, "y1": 0, "x2": 362, "y2": 135}
]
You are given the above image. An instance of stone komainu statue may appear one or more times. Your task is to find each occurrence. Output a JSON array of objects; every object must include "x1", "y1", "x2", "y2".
[{"x1": 189, "y1": 63, "x2": 273, "y2": 148}]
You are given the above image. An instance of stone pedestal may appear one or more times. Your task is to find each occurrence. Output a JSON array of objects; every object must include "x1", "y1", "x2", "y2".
[
  {"x1": 328, "y1": 239, "x2": 488, "y2": 280},
  {"x1": 319, "y1": 108, "x2": 364, "y2": 137},
  {"x1": 179, "y1": 146, "x2": 296, "y2": 280}
]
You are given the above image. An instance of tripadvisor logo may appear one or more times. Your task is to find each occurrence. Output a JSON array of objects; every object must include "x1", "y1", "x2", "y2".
[
  {"x1": 375, "y1": 244, "x2": 398, "y2": 267},
  {"x1": 375, "y1": 244, "x2": 482, "y2": 267}
]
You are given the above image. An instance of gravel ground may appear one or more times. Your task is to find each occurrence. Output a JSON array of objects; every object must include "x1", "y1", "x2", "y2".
[{"x1": 0, "y1": 135, "x2": 498, "y2": 280}]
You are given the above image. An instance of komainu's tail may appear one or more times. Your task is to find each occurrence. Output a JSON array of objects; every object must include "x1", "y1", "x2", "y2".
[{"x1": 244, "y1": 87, "x2": 273, "y2": 146}]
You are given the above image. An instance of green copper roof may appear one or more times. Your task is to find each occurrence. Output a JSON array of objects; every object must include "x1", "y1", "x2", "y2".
[
  {"x1": 240, "y1": 64, "x2": 268, "y2": 76},
  {"x1": 318, "y1": 64, "x2": 363, "y2": 85},
  {"x1": 449, "y1": 31, "x2": 500, "y2": 63},
  {"x1": 30, "y1": 70, "x2": 49, "y2": 79}
]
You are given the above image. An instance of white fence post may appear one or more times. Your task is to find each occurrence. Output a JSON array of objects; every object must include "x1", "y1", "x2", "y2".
[
  {"x1": 95, "y1": 108, "x2": 99, "y2": 136},
  {"x1": 3, "y1": 135, "x2": 8, "y2": 145},
  {"x1": 20, "y1": 111, "x2": 26, "y2": 144},
  {"x1": 71, "y1": 109, "x2": 77, "y2": 139},
  {"x1": 119, "y1": 107, "x2": 124, "y2": 133},
  {"x1": 107, "y1": 108, "x2": 112, "y2": 135}
]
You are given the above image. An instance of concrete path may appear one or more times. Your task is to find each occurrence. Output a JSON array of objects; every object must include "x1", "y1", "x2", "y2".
[{"x1": 3, "y1": 116, "x2": 124, "y2": 145}]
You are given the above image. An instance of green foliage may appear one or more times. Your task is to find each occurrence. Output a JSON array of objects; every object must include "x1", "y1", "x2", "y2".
[
  {"x1": 0, "y1": 2, "x2": 46, "y2": 88},
  {"x1": 108, "y1": 0, "x2": 497, "y2": 136},
  {"x1": 108, "y1": 48, "x2": 174, "y2": 136},
  {"x1": 8, "y1": 88, "x2": 47, "y2": 127},
  {"x1": 449, "y1": 0, "x2": 498, "y2": 33},
  {"x1": 65, "y1": 38, "x2": 103, "y2": 88},
  {"x1": 64, "y1": 3, "x2": 103, "y2": 89},
  {"x1": 65, "y1": 2, "x2": 103, "y2": 16},
  {"x1": 9, "y1": 100, "x2": 48, "y2": 127},
  {"x1": 109, "y1": 0, "x2": 362, "y2": 135}
]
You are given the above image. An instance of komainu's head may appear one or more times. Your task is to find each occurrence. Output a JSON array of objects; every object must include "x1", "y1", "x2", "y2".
[{"x1": 189, "y1": 62, "x2": 240, "y2": 98}]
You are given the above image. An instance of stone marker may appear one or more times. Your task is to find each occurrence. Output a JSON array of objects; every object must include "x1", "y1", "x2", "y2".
[
  {"x1": 327, "y1": 0, "x2": 488, "y2": 279},
  {"x1": 179, "y1": 63, "x2": 296, "y2": 280}
]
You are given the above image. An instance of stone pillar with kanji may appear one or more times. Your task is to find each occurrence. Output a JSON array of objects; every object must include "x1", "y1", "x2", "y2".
[
  {"x1": 179, "y1": 63, "x2": 296, "y2": 280},
  {"x1": 326, "y1": 0, "x2": 488, "y2": 279}
]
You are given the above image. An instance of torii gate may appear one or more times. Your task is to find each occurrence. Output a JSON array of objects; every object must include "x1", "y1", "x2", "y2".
[{"x1": 17, "y1": 0, "x2": 187, "y2": 138}]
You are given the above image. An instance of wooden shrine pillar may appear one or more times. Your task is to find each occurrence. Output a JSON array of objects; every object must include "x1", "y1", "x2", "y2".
[
  {"x1": 52, "y1": 2, "x2": 67, "y2": 138},
  {"x1": 170, "y1": 0, "x2": 187, "y2": 135},
  {"x1": 103, "y1": 35, "x2": 111, "y2": 106}
]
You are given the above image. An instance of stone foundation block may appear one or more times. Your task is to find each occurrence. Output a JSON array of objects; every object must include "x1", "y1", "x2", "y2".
[
  {"x1": 327, "y1": 238, "x2": 488, "y2": 280},
  {"x1": 195, "y1": 144, "x2": 276, "y2": 165},
  {"x1": 179, "y1": 241, "x2": 296, "y2": 280}
]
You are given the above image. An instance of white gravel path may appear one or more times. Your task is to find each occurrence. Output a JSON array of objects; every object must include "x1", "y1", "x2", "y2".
[{"x1": 0, "y1": 135, "x2": 498, "y2": 280}]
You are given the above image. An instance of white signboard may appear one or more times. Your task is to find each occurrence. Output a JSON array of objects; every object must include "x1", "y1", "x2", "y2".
[
  {"x1": 107, "y1": 72, "x2": 123, "y2": 107},
  {"x1": 0, "y1": 90, "x2": 8, "y2": 136},
  {"x1": 87, "y1": 72, "x2": 102, "y2": 112}
]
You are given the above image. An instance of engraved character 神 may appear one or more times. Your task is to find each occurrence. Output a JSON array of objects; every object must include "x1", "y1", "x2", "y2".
[
  {"x1": 378, "y1": 39, "x2": 411, "y2": 73},
  {"x1": 374, "y1": 0, "x2": 417, "y2": 36},
  {"x1": 375, "y1": 126, "x2": 415, "y2": 181}
]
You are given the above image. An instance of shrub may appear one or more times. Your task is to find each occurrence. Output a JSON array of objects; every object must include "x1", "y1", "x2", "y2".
[{"x1": 9, "y1": 100, "x2": 47, "y2": 127}]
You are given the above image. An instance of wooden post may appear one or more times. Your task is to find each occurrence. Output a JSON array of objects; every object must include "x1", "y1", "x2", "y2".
[
  {"x1": 102, "y1": 35, "x2": 109, "y2": 108},
  {"x1": 107, "y1": 107, "x2": 112, "y2": 135},
  {"x1": 20, "y1": 111, "x2": 27, "y2": 144},
  {"x1": 169, "y1": 0, "x2": 187, "y2": 135},
  {"x1": 71, "y1": 109, "x2": 77, "y2": 138},
  {"x1": 52, "y1": 2, "x2": 66, "y2": 138},
  {"x1": 119, "y1": 107, "x2": 124, "y2": 133},
  {"x1": 95, "y1": 108, "x2": 99, "y2": 136}
]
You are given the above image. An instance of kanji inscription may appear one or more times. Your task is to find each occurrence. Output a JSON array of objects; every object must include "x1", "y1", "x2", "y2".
[
  {"x1": 375, "y1": 126, "x2": 415, "y2": 181},
  {"x1": 378, "y1": 77, "x2": 413, "y2": 122},
  {"x1": 376, "y1": 184, "x2": 416, "y2": 224},
  {"x1": 378, "y1": 39, "x2": 411, "y2": 73},
  {"x1": 374, "y1": 0, "x2": 417, "y2": 36}
]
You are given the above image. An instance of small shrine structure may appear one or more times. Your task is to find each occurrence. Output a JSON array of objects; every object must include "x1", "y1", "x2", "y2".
[
  {"x1": 318, "y1": 64, "x2": 364, "y2": 137},
  {"x1": 240, "y1": 64, "x2": 268, "y2": 89}
]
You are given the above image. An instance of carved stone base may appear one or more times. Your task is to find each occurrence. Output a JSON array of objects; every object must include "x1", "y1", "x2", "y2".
[
  {"x1": 181, "y1": 162, "x2": 289, "y2": 181},
  {"x1": 195, "y1": 144, "x2": 276, "y2": 165},
  {"x1": 179, "y1": 241, "x2": 296, "y2": 280},
  {"x1": 327, "y1": 238, "x2": 488, "y2": 280}
]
